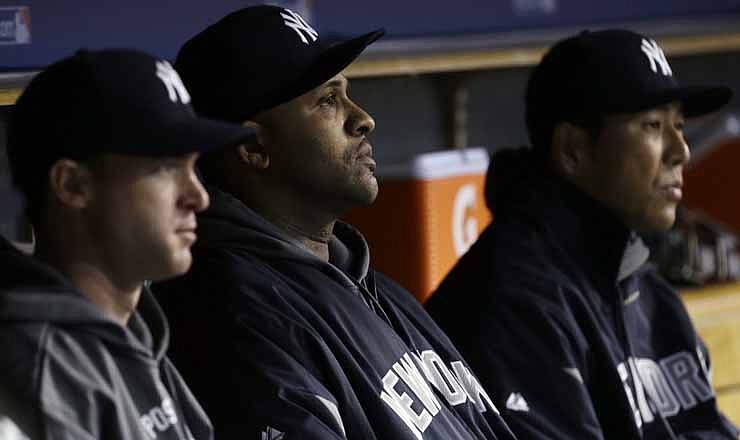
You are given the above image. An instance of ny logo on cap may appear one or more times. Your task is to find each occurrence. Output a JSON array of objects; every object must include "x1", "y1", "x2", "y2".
[
  {"x1": 156, "y1": 60, "x2": 191, "y2": 104},
  {"x1": 640, "y1": 38, "x2": 672, "y2": 76},
  {"x1": 281, "y1": 8, "x2": 318, "y2": 45}
]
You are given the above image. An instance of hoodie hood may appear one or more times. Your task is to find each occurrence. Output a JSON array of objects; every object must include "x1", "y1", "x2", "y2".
[
  {"x1": 486, "y1": 147, "x2": 649, "y2": 284},
  {"x1": 0, "y1": 236, "x2": 170, "y2": 361},
  {"x1": 197, "y1": 186, "x2": 371, "y2": 284},
  {"x1": 0, "y1": 236, "x2": 74, "y2": 293},
  {"x1": 484, "y1": 146, "x2": 554, "y2": 216}
]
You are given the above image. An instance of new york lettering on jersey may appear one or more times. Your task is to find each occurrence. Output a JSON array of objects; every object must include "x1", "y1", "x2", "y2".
[
  {"x1": 380, "y1": 349, "x2": 499, "y2": 439},
  {"x1": 618, "y1": 347, "x2": 714, "y2": 429}
]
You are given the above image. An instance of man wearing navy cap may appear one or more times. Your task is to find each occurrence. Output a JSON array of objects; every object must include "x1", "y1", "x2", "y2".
[
  {"x1": 0, "y1": 49, "x2": 252, "y2": 439},
  {"x1": 154, "y1": 5, "x2": 517, "y2": 439},
  {"x1": 427, "y1": 29, "x2": 738, "y2": 439}
]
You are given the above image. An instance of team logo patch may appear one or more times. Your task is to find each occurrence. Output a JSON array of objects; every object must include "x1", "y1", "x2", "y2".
[
  {"x1": 280, "y1": 8, "x2": 318, "y2": 45},
  {"x1": 261, "y1": 426, "x2": 286, "y2": 440},
  {"x1": 155, "y1": 60, "x2": 191, "y2": 104},
  {"x1": 505, "y1": 392, "x2": 530, "y2": 412},
  {"x1": 640, "y1": 38, "x2": 672, "y2": 76}
]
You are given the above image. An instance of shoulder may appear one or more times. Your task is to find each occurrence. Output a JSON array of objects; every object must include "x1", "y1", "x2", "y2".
[
  {"x1": 373, "y1": 271, "x2": 419, "y2": 305},
  {"x1": 373, "y1": 270, "x2": 462, "y2": 335},
  {"x1": 0, "y1": 321, "x2": 113, "y2": 397},
  {"x1": 437, "y1": 217, "x2": 573, "y2": 290},
  {"x1": 191, "y1": 244, "x2": 275, "y2": 284},
  {"x1": 155, "y1": 243, "x2": 290, "y2": 314},
  {"x1": 0, "y1": 321, "x2": 47, "y2": 363},
  {"x1": 431, "y1": 222, "x2": 576, "y2": 317},
  {"x1": 372, "y1": 271, "x2": 468, "y2": 351},
  {"x1": 35, "y1": 325, "x2": 118, "y2": 394},
  {"x1": 158, "y1": 249, "x2": 325, "y2": 347},
  {"x1": 0, "y1": 322, "x2": 47, "y2": 410},
  {"x1": 629, "y1": 262, "x2": 698, "y2": 328},
  {"x1": 0, "y1": 321, "x2": 119, "y2": 435}
]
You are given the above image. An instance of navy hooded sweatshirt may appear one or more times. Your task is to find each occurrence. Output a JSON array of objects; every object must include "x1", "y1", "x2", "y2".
[
  {"x1": 426, "y1": 147, "x2": 738, "y2": 440},
  {"x1": 154, "y1": 186, "x2": 517, "y2": 440}
]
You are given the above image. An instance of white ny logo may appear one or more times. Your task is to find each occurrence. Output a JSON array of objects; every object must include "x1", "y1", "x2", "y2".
[
  {"x1": 280, "y1": 8, "x2": 318, "y2": 45},
  {"x1": 640, "y1": 38, "x2": 672, "y2": 76},
  {"x1": 155, "y1": 60, "x2": 191, "y2": 104}
]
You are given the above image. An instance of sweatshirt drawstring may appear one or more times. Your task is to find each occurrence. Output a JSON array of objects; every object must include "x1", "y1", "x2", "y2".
[
  {"x1": 358, "y1": 271, "x2": 394, "y2": 331},
  {"x1": 617, "y1": 285, "x2": 678, "y2": 440}
]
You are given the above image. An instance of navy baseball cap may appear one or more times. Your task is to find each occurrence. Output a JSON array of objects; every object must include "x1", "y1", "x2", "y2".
[
  {"x1": 526, "y1": 29, "x2": 733, "y2": 150},
  {"x1": 9, "y1": 48, "x2": 254, "y2": 162},
  {"x1": 175, "y1": 5, "x2": 384, "y2": 122}
]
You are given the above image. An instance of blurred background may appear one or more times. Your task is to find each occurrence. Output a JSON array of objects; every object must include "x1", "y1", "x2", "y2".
[{"x1": 1, "y1": 0, "x2": 740, "y2": 237}]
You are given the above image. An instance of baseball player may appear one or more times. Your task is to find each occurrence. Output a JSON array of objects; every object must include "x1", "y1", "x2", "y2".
[
  {"x1": 154, "y1": 5, "x2": 517, "y2": 439},
  {"x1": 427, "y1": 29, "x2": 737, "y2": 439},
  {"x1": 0, "y1": 49, "x2": 252, "y2": 439}
]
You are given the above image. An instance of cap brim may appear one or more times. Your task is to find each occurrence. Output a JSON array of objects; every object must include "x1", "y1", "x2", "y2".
[
  {"x1": 307, "y1": 29, "x2": 385, "y2": 84},
  {"x1": 112, "y1": 116, "x2": 255, "y2": 157},
  {"x1": 674, "y1": 85, "x2": 733, "y2": 118},
  {"x1": 171, "y1": 117, "x2": 256, "y2": 154},
  {"x1": 251, "y1": 29, "x2": 385, "y2": 117},
  {"x1": 639, "y1": 85, "x2": 733, "y2": 118}
]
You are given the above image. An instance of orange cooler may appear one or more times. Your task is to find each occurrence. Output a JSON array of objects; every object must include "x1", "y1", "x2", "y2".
[
  {"x1": 344, "y1": 147, "x2": 492, "y2": 303},
  {"x1": 684, "y1": 136, "x2": 740, "y2": 231}
]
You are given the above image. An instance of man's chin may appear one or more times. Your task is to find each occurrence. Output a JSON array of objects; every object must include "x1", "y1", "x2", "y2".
[
  {"x1": 636, "y1": 210, "x2": 677, "y2": 234},
  {"x1": 360, "y1": 186, "x2": 379, "y2": 206},
  {"x1": 351, "y1": 178, "x2": 379, "y2": 204},
  {"x1": 147, "y1": 253, "x2": 193, "y2": 283}
]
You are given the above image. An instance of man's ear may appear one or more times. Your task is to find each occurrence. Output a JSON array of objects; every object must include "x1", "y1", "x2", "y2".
[
  {"x1": 550, "y1": 122, "x2": 591, "y2": 179},
  {"x1": 48, "y1": 159, "x2": 95, "y2": 210},
  {"x1": 236, "y1": 120, "x2": 270, "y2": 170}
]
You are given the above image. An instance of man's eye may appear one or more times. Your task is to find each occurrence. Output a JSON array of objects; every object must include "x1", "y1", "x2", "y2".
[
  {"x1": 643, "y1": 120, "x2": 662, "y2": 130},
  {"x1": 320, "y1": 94, "x2": 337, "y2": 106}
]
